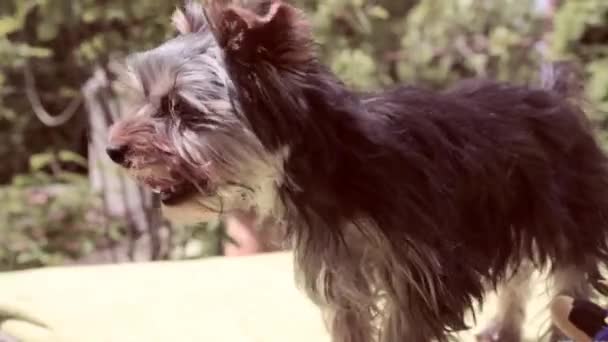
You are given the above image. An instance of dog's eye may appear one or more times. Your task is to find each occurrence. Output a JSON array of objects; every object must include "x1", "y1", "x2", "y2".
[
  {"x1": 158, "y1": 95, "x2": 191, "y2": 117},
  {"x1": 158, "y1": 96, "x2": 174, "y2": 117},
  {"x1": 156, "y1": 94, "x2": 205, "y2": 125},
  {"x1": 172, "y1": 98, "x2": 196, "y2": 117}
]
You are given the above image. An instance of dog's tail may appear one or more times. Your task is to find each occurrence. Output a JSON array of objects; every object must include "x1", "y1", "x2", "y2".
[
  {"x1": 539, "y1": 60, "x2": 597, "y2": 132},
  {"x1": 539, "y1": 61, "x2": 585, "y2": 101}
]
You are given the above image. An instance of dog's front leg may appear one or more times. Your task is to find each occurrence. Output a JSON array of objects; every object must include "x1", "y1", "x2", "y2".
[
  {"x1": 324, "y1": 298, "x2": 438, "y2": 342},
  {"x1": 323, "y1": 305, "x2": 375, "y2": 342},
  {"x1": 476, "y1": 263, "x2": 533, "y2": 342},
  {"x1": 548, "y1": 264, "x2": 593, "y2": 342}
]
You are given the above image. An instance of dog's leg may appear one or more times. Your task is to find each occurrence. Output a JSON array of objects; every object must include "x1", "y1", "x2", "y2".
[
  {"x1": 323, "y1": 305, "x2": 374, "y2": 342},
  {"x1": 223, "y1": 212, "x2": 262, "y2": 256},
  {"x1": 380, "y1": 304, "x2": 441, "y2": 342},
  {"x1": 548, "y1": 265, "x2": 593, "y2": 342},
  {"x1": 476, "y1": 263, "x2": 533, "y2": 342}
]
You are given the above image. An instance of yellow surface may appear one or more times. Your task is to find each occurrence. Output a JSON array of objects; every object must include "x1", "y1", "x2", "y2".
[{"x1": 0, "y1": 252, "x2": 556, "y2": 342}]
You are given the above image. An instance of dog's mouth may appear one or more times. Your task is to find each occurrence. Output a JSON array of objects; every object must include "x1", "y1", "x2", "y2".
[
  {"x1": 153, "y1": 182, "x2": 197, "y2": 205},
  {"x1": 143, "y1": 178, "x2": 208, "y2": 206},
  {"x1": 127, "y1": 164, "x2": 216, "y2": 206}
]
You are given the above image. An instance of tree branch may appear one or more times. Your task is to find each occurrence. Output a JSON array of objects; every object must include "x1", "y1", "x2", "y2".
[{"x1": 23, "y1": 62, "x2": 82, "y2": 127}]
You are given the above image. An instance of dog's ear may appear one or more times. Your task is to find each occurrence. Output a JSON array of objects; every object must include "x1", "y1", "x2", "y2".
[
  {"x1": 209, "y1": 0, "x2": 314, "y2": 66},
  {"x1": 172, "y1": 1, "x2": 208, "y2": 35}
]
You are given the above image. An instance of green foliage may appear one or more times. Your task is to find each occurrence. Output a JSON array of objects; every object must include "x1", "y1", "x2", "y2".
[
  {"x1": 0, "y1": 0, "x2": 176, "y2": 183},
  {"x1": 552, "y1": 0, "x2": 608, "y2": 127},
  {"x1": 0, "y1": 151, "x2": 126, "y2": 271},
  {"x1": 0, "y1": 0, "x2": 607, "y2": 268},
  {"x1": 398, "y1": 0, "x2": 544, "y2": 87},
  {"x1": 0, "y1": 1, "x2": 50, "y2": 67},
  {"x1": 171, "y1": 220, "x2": 227, "y2": 260},
  {"x1": 307, "y1": 0, "x2": 404, "y2": 89},
  {"x1": 305, "y1": 0, "x2": 416, "y2": 89},
  {"x1": 307, "y1": 0, "x2": 544, "y2": 90}
]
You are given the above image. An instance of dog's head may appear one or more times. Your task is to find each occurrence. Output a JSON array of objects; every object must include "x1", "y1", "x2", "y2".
[{"x1": 107, "y1": 0, "x2": 314, "y2": 222}]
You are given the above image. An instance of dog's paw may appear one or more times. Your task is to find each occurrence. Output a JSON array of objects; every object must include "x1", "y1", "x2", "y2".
[
  {"x1": 547, "y1": 328, "x2": 572, "y2": 342},
  {"x1": 475, "y1": 320, "x2": 522, "y2": 342}
]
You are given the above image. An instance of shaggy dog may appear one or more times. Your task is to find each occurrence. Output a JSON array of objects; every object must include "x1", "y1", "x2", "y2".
[{"x1": 106, "y1": 1, "x2": 608, "y2": 341}]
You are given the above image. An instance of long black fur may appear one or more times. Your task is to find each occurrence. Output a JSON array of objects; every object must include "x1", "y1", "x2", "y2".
[
  {"x1": 111, "y1": 1, "x2": 608, "y2": 340},
  {"x1": 218, "y1": 7, "x2": 608, "y2": 337}
]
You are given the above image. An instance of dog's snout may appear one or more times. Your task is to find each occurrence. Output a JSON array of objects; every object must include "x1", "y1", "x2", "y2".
[{"x1": 106, "y1": 144, "x2": 129, "y2": 165}]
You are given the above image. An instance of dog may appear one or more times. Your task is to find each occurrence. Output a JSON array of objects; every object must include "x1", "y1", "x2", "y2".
[{"x1": 106, "y1": 1, "x2": 608, "y2": 341}]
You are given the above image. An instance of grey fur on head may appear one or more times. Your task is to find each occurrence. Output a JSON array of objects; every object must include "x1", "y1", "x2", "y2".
[
  {"x1": 108, "y1": 0, "x2": 287, "y2": 224},
  {"x1": 172, "y1": 0, "x2": 208, "y2": 35}
]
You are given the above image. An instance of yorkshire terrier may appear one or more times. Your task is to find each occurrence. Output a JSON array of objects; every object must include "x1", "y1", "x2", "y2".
[{"x1": 106, "y1": 1, "x2": 608, "y2": 341}]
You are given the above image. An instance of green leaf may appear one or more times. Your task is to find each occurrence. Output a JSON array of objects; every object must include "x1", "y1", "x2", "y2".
[
  {"x1": 0, "y1": 17, "x2": 21, "y2": 36},
  {"x1": 58, "y1": 150, "x2": 88, "y2": 168},
  {"x1": 82, "y1": 6, "x2": 103, "y2": 23},
  {"x1": 37, "y1": 20, "x2": 59, "y2": 42},
  {"x1": 81, "y1": 240, "x2": 95, "y2": 255},
  {"x1": 587, "y1": 59, "x2": 608, "y2": 104},
  {"x1": 367, "y1": 5, "x2": 389, "y2": 20},
  {"x1": 15, "y1": 43, "x2": 52, "y2": 58},
  {"x1": 29, "y1": 152, "x2": 54, "y2": 171}
]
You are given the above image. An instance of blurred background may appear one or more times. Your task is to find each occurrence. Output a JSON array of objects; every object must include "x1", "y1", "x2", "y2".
[{"x1": 0, "y1": 0, "x2": 606, "y2": 271}]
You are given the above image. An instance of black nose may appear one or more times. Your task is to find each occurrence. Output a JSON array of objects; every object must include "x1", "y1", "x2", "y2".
[{"x1": 106, "y1": 144, "x2": 128, "y2": 165}]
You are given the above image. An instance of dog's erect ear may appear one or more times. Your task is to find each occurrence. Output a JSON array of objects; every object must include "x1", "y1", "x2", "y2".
[
  {"x1": 209, "y1": 0, "x2": 314, "y2": 65},
  {"x1": 172, "y1": 1, "x2": 208, "y2": 34}
]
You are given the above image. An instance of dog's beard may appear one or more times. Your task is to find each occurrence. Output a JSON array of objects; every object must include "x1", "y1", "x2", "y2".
[
  {"x1": 106, "y1": 100, "x2": 286, "y2": 223},
  {"x1": 122, "y1": 139, "x2": 289, "y2": 226}
]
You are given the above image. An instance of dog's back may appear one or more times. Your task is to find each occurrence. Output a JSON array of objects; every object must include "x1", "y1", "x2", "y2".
[
  {"x1": 358, "y1": 68, "x2": 608, "y2": 340},
  {"x1": 447, "y1": 72, "x2": 608, "y2": 268}
]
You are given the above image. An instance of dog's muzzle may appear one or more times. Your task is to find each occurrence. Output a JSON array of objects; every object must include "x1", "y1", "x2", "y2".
[{"x1": 106, "y1": 144, "x2": 129, "y2": 167}]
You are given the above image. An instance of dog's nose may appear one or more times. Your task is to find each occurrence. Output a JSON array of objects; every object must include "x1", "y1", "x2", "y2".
[{"x1": 106, "y1": 144, "x2": 129, "y2": 165}]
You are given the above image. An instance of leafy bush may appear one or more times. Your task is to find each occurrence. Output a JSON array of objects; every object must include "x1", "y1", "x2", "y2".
[
  {"x1": 170, "y1": 220, "x2": 227, "y2": 260},
  {"x1": 306, "y1": 0, "x2": 544, "y2": 90},
  {"x1": 0, "y1": 0, "x2": 176, "y2": 183},
  {"x1": 398, "y1": 0, "x2": 545, "y2": 87},
  {"x1": 1, "y1": 0, "x2": 607, "y2": 269},
  {"x1": 0, "y1": 151, "x2": 127, "y2": 271}
]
